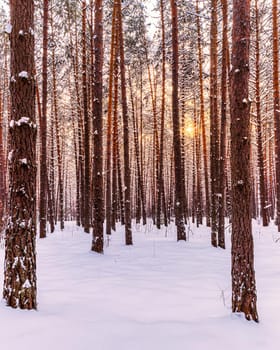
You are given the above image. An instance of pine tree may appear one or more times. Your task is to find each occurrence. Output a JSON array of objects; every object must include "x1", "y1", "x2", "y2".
[
  {"x1": 210, "y1": 0, "x2": 219, "y2": 247},
  {"x1": 272, "y1": 0, "x2": 280, "y2": 231},
  {"x1": 92, "y1": 0, "x2": 104, "y2": 253},
  {"x1": 230, "y1": 0, "x2": 258, "y2": 322},
  {"x1": 82, "y1": 0, "x2": 91, "y2": 234},
  {"x1": 39, "y1": 0, "x2": 49, "y2": 239},
  {"x1": 218, "y1": 0, "x2": 229, "y2": 248},
  {"x1": 170, "y1": 0, "x2": 186, "y2": 241},
  {"x1": 255, "y1": 0, "x2": 269, "y2": 227},
  {"x1": 117, "y1": 0, "x2": 133, "y2": 245},
  {"x1": 3, "y1": 0, "x2": 37, "y2": 309}
]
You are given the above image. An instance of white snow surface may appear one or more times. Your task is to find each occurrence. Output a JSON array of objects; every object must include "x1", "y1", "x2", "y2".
[
  {"x1": 5, "y1": 23, "x2": 12, "y2": 34},
  {"x1": 18, "y1": 71, "x2": 28, "y2": 79},
  {"x1": 0, "y1": 220, "x2": 280, "y2": 350}
]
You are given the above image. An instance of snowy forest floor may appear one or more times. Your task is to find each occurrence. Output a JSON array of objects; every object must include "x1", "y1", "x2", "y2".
[{"x1": 0, "y1": 220, "x2": 280, "y2": 350}]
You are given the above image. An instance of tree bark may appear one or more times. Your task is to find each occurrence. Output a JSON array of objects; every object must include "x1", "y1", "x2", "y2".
[
  {"x1": 210, "y1": 0, "x2": 219, "y2": 247},
  {"x1": 39, "y1": 0, "x2": 49, "y2": 238},
  {"x1": 4, "y1": 0, "x2": 37, "y2": 309},
  {"x1": 92, "y1": 0, "x2": 104, "y2": 253},
  {"x1": 0, "y1": 66, "x2": 6, "y2": 230},
  {"x1": 196, "y1": 0, "x2": 210, "y2": 227},
  {"x1": 255, "y1": 0, "x2": 269, "y2": 227},
  {"x1": 106, "y1": 1, "x2": 117, "y2": 235},
  {"x1": 218, "y1": 0, "x2": 229, "y2": 248},
  {"x1": 230, "y1": 0, "x2": 258, "y2": 322},
  {"x1": 117, "y1": 0, "x2": 133, "y2": 245},
  {"x1": 82, "y1": 1, "x2": 91, "y2": 233},
  {"x1": 51, "y1": 7, "x2": 64, "y2": 230},
  {"x1": 170, "y1": 0, "x2": 186, "y2": 241},
  {"x1": 158, "y1": 0, "x2": 168, "y2": 228},
  {"x1": 272, "y1": 0, "x2": 280, "y2": 230}
]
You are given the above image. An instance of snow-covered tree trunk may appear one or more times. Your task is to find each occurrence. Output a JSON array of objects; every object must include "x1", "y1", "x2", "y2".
[
  {"x1": 230, "y1": 0, "x2": 258, "y2": 322},
  {"x1": 3, "y1": 0, "x2": 37, "y2": 309}
]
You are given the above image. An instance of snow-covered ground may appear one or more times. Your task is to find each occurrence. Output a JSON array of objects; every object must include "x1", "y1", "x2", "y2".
[{"x1": 0, "y1": 220, "x2": 280, "y2": 350}]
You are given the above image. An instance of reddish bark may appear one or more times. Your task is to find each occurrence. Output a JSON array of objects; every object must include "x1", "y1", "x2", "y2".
[
  {"x1": 230, "y1": 0, "x2": 258, "y2": 322},
  {"x1": 4, "y1": 0, "x2": 37, "y2": 309}
]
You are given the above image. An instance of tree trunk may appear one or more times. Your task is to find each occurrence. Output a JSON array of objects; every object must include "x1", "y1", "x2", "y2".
[
  {"x1": 129, "y1": 70, "x2": 146, "y2": 226},
  {"x1": 52, "y1": 52, "x2": 64, "y2": 230},
  {"x1": 170, "y1": 0, "x2": 186, "y2": 241},
  {"x1": 4, "y1": 0, "x2": 37, "y2": 309},
  {"x1": 158, "y1": 0, "x2": 168, "y2": 228},
  {"x1": 51, "y1": 8, "x2": 64, "y2": 230},
  {"x1": 0, "y1": 67, "x2": 6, "y2": 231},
  {"x1": 230, "y1": 0, "x2": 258, "y2": 322},
  {"x1": 92, "y1": 0, "x2": 104, "y2": 253},
  {"x1": 218, "y1": 0, "x2": 228, "y2": 248},
  {"x1": 196, "y1": 0, "x2": 210, "y2": 227},
  {"x1": 39, "y1": 0, "x2": 49, "y2": 238},
  {"x1": 117, "y1": 0, "x2": 133, "y2": 245},
  {"x1": 48, "y1": 104, "x2": 55, "y2": 232},
  {"x1": 194, "y1": 99, "x2": 202, "y2": 226},
  {"x1": 272, "y1": 0, "x2": 280, "y2": 230},
  {"x1": 105, "y1": 0, "x2": 117, "y2": 236},
  {"x1": 210, "y1": 0, "x2": 219, "y2": 247},
  {"x1": 255, "y1": 0, "x2": 269, "y2": 227},
  {"x1": 82, "y1": 1, "x2": 91, "y2": 233}
]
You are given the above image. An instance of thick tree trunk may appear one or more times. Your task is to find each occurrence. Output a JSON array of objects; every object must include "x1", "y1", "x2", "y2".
[
  {"x1": 230, "y1": 0, "x2": 258, "y2": 322},
  {"x1": 4, "y1": 0, "x2": 37, "y2": 309}
]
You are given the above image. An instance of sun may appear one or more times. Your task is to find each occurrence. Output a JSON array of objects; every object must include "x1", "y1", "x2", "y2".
[{"x1": 183, "y1": 124, "x2": 195, "y2": 137}]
